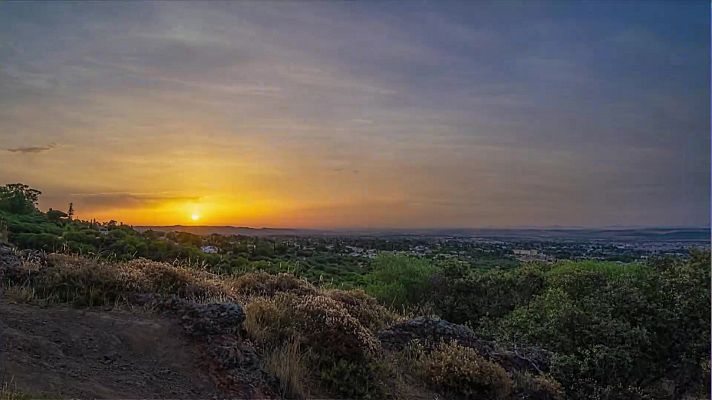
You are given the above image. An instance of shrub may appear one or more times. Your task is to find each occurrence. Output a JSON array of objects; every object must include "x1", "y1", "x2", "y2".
[
  {"x1": 244, "y1": 296, "x2": 295, "y2": 346},
  {"x1": 289, "y1": 294, "x2": 381, "y2": 360},
  {"x1": 365, "y1": 253, "x2": 438, "y2": 308},
  {"x1": 121, "y1": 258, "x2": 231, "y2": 300},
  {"x1": 243, "y1": 293, "x2": 386, "y2": 399},
  {"x1": 324, "y1": 288, "x2": 395, "y2": 331},
  {"x1": 318, "y1": 358, "x2": 389, "y2": 400},
  {"x1": 429, "y1": 261, "x2": 548, "y2": 326},
  {"x1": 418, "y1": 340, "x2": 512, "y2": 400},
  {"x1": 512, "y1": 372, "x2": 564, "y2": 400},
  {"x1": 492, "y1": 253, "x2": 711, "y2": 400},
  {"x1": 36, "y1": 255, "x2": 127, "y2": 306},
  {"x1": 229, "y1": 271, "x2": 317, "y2": 298}
]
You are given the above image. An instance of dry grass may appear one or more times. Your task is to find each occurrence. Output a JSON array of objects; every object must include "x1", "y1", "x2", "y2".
[
  {"x1": 243, "y1": 292, "x2": 391, "y2": 398},
  {"x1": 2, "y1": 254, "x2": 235, "y2": 306},
  {"x1": 227, "y1": 271, "x2": 317, "y2": 299},
  {"x1": 0, "y1": 380, "x2": 28, "y2": 400},
  {"x1": 2, "y1": 285, "x2": 36, "y2": 303},
  {"x1": 245, "y1": 293, "x2": 380, "y2": 359},
  {"x1": 244, "y1": 296, "x2": 290, "y2": 346},
  {"x1": 416, "y1": 340, "x2": 513, "y2": 400},
  {"x1": 323, "y1": 288, "x2": 395, "y2": 332},
  {"x1": 263, "y1": 337, "x2": 309, "y2": 399}
]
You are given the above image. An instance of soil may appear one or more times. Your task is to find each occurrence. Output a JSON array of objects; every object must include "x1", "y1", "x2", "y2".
[{"x1": 0, "y1": 301, "x2": 225, "y2": 399}]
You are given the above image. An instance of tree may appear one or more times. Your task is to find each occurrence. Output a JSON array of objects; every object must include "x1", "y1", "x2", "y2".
[
  {"x1": 67, "y1": 202, "x2": 74, "y2": 220},
  {"x1": 47, "y1": 208, "x2": 69, "y2": 223},
  {"x1": 0, "y1": 183, "x2": 41, "y2": 214}
]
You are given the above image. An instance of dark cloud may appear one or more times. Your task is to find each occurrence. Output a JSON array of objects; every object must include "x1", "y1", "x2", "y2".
[{"x1": 5, "y1": 143, "x2": 56, "y2": 154}]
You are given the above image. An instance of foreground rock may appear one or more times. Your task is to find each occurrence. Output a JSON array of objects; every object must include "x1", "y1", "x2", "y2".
[
  {"x1": 0, "y1": 242, "x2": 22, "y2": 282},
  {"x1": 158, "y1": 297, "x2": 278, "y2": 399},
  {"x1": 378, "y1": 316, "x2": 552, "y2": 374}
]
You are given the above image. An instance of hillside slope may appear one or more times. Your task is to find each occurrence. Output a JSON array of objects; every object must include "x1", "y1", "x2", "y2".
[{"x1": 0, "y1": 302, "x2": 222, "y2": 399}]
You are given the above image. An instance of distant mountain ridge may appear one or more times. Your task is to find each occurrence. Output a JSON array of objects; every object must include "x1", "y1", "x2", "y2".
[
  {"x1": 134, "y1": 225, "x2": 710, "y2": 242},
  {"x1": 134, "y1": 225, "x2": 311, "y2": 237}
]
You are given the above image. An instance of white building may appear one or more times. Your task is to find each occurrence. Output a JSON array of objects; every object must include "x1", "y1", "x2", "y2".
[{"x1": 201, "y1": 245, "x2": 219, "y2": 254}]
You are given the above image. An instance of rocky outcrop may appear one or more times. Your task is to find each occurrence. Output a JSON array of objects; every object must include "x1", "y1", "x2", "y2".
[
  {"x1": 156, "y1": 297, "x2": 278, "y2": 399},
  {"x1": 178, "y1": 302, "x2": 246, "y2": 337},
  {"x1": 379, "y1": 316, "x2": 495, "y2": 352},
  {"x1": 0, "y1": 242, "x2": 22, "y2": 283},
  {"x1": 0, "y1": 243, "x2": 47, "y2": 286},
  {"x1": 378, "y1": 316, "x2": 552, "y2": 374}
]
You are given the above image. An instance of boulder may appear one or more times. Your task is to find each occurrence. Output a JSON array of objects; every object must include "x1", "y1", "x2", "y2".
[
  {"x1": 158, "y1": 297, "x2": 276, "y2": 398},
  {"x1": 0, "y1": 242, "x2": 24, "y2": 283},
  {"x1": 180, "y1": 302, "x2": 246, "y2": 336},
  {"x1": 378, "y1": 317, "x2": 552, "y2": 374}
]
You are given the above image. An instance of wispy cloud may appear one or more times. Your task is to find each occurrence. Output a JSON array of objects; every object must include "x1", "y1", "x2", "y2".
[{"x1": 5, "y1": 143, "x2": 56, "y2": 154}]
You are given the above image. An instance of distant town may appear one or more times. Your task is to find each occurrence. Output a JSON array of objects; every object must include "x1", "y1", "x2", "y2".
[{"x1": 137, "y1": 226, "x2": 710, "y2": 265}]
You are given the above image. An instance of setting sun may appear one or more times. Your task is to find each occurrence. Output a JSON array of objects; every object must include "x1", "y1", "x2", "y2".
[{"x1": 191, "y1": 214, "x2": 200, "y2": 221}]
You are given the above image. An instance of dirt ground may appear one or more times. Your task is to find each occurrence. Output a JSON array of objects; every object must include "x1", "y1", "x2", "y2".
[{"x1": 0, "y1": 301, "x2": 224, "y2": 399}]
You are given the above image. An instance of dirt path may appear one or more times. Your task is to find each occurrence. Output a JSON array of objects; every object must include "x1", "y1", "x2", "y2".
[{"x1": 0, "y1": 301, "x2": 224, "y2": 399}]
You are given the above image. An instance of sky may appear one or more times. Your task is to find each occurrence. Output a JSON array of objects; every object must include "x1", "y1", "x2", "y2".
[{"x1": 0, "y1": 1, "x2": 709, "y2": 228}]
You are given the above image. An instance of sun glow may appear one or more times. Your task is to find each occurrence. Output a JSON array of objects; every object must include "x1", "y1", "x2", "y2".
[{"x1": 191, "y1": 213, "x2": 200, "y2": 221}]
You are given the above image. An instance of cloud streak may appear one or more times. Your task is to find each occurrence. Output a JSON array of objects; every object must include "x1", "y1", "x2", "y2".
[{"x1": 5, "y1": 143, "x2": 56, "y2": 154}]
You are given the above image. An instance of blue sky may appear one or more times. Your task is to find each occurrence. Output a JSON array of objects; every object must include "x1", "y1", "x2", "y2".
[{"x1": 0, "y1": 1, "x2": 708, "y2": 228}]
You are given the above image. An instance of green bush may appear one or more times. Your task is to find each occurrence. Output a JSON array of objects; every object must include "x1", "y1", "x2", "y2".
[
  {"x1": 512, "y1": 372, "x2": 564, "y2": 400},
  {"x1": 490, "y1": 252, "x2": 710, "y2": 399},
  {"x1": 318, "y1": 358, "x2": 388, "y2": 400},
  {"x1": 365, "y1": 253, "x2": 438, "y2": 308},
  {"x1": 429, "y1": 261, "x2": 548, "y2": 326}
]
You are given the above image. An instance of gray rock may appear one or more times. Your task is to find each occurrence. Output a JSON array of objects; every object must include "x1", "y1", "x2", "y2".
[
  {"x1": 178, "y1": 301, "x2": 246, "y2": 336},
  {"x1": 164, "y1": 298, "x2": 277, "y2": 399},
  {"x1": 378, "y1": 316, "x2": 553, "y2": 374},
  {"x1": 0, "y1": 242, "x2": 24, "y2": 283}
]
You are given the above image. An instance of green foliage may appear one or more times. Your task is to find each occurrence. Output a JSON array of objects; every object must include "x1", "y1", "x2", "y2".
[
  {"x1": 481, "y1": 253, "x2": 711, "y2": 399},
  {"x1": 318, "y1": 358, "x2": 388, "y2": 400},
  {"x1": 46, "y1": 209, "x2": 68, "y2": 223},
  {"x1": 0, "y1": 219, "x2": 7, "y2": 242},
  {"x1": 511, "y1": 372, "x2": 564, "y2": 400},
  {"x1": 13, "y1": 233, "x2": 63, "y2": 252},
  {"x1": 365, "y1": 253, "x2": 438, "y2": 308},
  {"x1": 429, "y1": 261, "x2": 548, "y2": 326},
  {"x1": 0, "y1": 183, "x2": 41, "y2": 214}
]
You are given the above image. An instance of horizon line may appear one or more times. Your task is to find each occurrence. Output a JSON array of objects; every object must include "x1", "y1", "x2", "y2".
[{"x1": 132, "y1": 224, "x2": 712, "y2": 231}]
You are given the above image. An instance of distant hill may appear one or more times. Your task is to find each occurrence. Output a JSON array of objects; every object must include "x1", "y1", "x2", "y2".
[
  {"x1": 133, "y1": 225, "x2": 320, "y2": 237},
  {"x1": 134, "y1": 225, "x2": 710, "y2": 242}
]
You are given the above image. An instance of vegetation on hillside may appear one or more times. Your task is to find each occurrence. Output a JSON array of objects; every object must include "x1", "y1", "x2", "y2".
[{"x1": 1, "y1": 184, "x2": 709, "y2": 399}]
